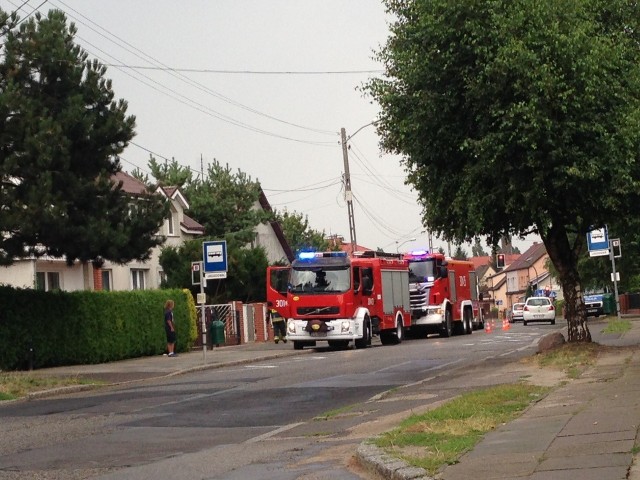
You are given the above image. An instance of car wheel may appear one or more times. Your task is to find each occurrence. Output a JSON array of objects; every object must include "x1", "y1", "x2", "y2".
[
  {"x1": 551, "y1": 318, "x2": 556, "y2": 325},
  {"x1": 523, "y1": 320, "x2": 528, "y2": 326}
]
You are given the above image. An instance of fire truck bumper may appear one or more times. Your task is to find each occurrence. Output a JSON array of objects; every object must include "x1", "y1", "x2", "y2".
[
  {"x1": 286, "y1": 319, "x2": 362, "y2": 341},
  {"x1": 411, "y1": 309, "x2": 445, "y2": 326}
]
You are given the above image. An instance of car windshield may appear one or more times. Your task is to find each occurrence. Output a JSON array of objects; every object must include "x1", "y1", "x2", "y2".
[
  {"x1": 290, "y1": 266, "x2": 350, "y2": 294},
  {"x1": 408, "y1": 260, "x2": 436, "y2": 282},
  {"x1": 527, "y1": 298, "x2": 551, "y2": 306},
  {"x1": 513, "y1": 304, "x2": 524, "y2": 311}
]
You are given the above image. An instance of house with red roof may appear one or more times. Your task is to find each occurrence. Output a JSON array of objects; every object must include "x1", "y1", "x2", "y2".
[{"x1": 0, "y1": 171, "x2": 293, "y2": 292}]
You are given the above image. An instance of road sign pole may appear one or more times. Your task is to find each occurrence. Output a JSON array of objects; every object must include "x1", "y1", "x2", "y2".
[
  {"x1": 609, "y1": 240, "x2": 621, "y2": 320},
  {"x1": 199, "y1": 262, "x2": 207, "y2": 362}
]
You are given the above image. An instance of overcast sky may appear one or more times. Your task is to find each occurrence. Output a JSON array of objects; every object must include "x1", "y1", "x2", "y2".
[{"x1": 9, "y1": 0, "x2": 537, "y2": 255}]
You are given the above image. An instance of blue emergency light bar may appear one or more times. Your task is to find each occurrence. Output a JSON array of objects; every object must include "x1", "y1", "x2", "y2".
[{"x1": 298, "y1": 251, "x2": 348, "y2": 260}]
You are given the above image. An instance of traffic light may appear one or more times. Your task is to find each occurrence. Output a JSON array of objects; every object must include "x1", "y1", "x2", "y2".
[{"x1": 496, "y1": 254, "x2": 505, "y2": 269}]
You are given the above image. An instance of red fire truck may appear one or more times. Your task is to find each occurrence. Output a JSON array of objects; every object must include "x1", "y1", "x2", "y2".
[
  {"x1": 404, "y1": 250, "x2": 482, "y2": 337},
  {"x1": 266, "y1": 251, "x2": 411, "y2": 350}
]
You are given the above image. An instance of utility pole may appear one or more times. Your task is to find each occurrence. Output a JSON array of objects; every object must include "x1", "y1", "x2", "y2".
[{"x1": 341, "y1": 128, "x2": 357, "y2": 254}]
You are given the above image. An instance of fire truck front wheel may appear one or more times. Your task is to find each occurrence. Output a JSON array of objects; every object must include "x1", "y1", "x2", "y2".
[{"x1": 355, "y1": 316, "x2": 372, "y2": 349}]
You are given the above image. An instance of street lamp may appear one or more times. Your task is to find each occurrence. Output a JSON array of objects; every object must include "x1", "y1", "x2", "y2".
[
  {"x1": 341, "y1": 121, "x2": 379, "y2": 254},
  {"x1": 396, "y1": 238, "x2": 416, "y2": 253},
  {"x1": 526, "y1": 257, "x2": 539, "y2": 292}
]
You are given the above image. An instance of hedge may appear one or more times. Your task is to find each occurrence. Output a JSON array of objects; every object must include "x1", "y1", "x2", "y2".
[{"x1": 0, "y1": 286, "x2": 197, "y2": 371}]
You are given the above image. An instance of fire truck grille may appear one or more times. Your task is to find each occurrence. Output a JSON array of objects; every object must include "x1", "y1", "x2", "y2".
[
  {"x1": 297, "y1": 306, "x2": 340, "y2": 316},
  {"x1": 409, "y1": 286, "x2": 430, "y2": 309}
]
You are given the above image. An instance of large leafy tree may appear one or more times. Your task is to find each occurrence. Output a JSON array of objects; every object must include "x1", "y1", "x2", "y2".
[
  {"x1": 0, "y1": 9, "x2": 167, "y2": 266},
  {"x1": 366, "y1": 0, "x2": 640, "y2": 342}
]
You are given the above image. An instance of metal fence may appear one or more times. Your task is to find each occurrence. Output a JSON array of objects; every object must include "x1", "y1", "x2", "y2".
[{"x1": 195, "y1": 304, "x2": 241, "y2": 346}]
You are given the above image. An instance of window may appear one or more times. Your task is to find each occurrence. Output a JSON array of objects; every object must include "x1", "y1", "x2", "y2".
[
  {"x1": 36, "y1": 271, "x2": 61, "y2": 291},
  {"x1": 102, "y1": 270, "x2": 112, "y2": 291},
  {"x1": 131, "y1": 269, "x2": 147, "y2": 290},
  {"x1": 167, "y1": 211, "x2": 175, "y2": 235}
]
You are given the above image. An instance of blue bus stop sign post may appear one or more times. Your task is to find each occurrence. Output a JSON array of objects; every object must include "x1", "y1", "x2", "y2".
[
  {"x1": 200, "y1": 240, "x2": 228, "y2": 361},
  {"x1": 203, "y1": 240, "x2": 228, "y2": 279}
]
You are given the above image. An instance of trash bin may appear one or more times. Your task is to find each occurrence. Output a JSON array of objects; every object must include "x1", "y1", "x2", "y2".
[
  {"x1": 210, "y1": 320, "x2": 225, "y2": 347},
  {"x1": 602, "y1": 293, "x2": 616, "y2": 315}
]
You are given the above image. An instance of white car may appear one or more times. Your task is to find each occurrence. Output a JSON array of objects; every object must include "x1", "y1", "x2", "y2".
[
  {"x1": 510, "y1": 303, "x2": 525, "y2": 322},
  {"x1": 523, "y1": 297, "x2": 556, "y2": 325}
]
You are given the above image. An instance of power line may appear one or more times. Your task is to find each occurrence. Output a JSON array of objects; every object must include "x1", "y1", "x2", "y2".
[
  {"x1": 73, "y1": 34, "x2": 338, "y2": 146},
  {"x1": 102, "y1": 64, "x2": 384, "y2": 76},
  {"x1": 263, "y1": 178, "x2": 342, "y2": 194},
  {"x1": 51, "y1": 0, "x2": 339, "y2": 137}
]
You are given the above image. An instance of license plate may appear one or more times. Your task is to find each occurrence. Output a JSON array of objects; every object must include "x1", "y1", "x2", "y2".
[
  {"x1": 533, "y1": 314, "x2": 544, "y2": 319},
  {"x1": 310, "y1": 332, "x2": 326, "y2": 337}
]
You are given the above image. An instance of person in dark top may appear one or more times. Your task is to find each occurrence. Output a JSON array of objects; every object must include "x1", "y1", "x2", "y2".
[
  {"x1": 270, "y1": 308, "x2": 287, "y2": 344},
  {"x1": 164, "y1": 299, "x2": 177, "y2": 357}
]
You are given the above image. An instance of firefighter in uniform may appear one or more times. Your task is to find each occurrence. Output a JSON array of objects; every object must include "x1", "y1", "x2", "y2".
[{"x1": 270, "y1": 308, "x2": 287, "y2": 344}]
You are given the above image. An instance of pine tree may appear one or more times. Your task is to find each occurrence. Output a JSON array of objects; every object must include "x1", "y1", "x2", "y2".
[{"x1": 0, "y1": 9, "x2": 167, "y2": 265}]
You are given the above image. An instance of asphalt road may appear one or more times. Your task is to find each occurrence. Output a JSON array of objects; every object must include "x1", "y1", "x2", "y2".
[{"x1": 0, "y1": 322, "x2": 559, "y2": 480}]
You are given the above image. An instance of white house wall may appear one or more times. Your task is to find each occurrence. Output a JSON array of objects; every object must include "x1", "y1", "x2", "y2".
[
  {"x1": 0, "y1": 260, "x2": 36, "y2": 288},
  {"x1": 253, "y1": 224, "x2": 288, "y2": 264}
]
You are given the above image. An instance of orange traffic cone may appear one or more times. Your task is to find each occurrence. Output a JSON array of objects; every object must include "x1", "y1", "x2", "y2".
[
  {"x1": 485, "y1": 320, "x2": 492, "y2": 334},
  {"x1": 502, "y1": 318, "x2": 511, "y2": 331}
]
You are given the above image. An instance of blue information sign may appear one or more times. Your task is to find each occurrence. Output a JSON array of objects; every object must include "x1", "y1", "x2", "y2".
[
  {"x1": 587, "y1": 227, "x2": 609, "y2": 257},
  {"x1": 203, "y1": 241, "x2": 228, "y2": 274}
]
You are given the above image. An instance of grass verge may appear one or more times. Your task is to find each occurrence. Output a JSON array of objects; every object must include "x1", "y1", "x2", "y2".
[
  {"x1": 0, "y1": 372, "x2": 99, "y2": 401},
  {"x1": 602, "y1": 318, "x2": 632, "y2": 334},
  {"x1": 373, "y1": 383, "x2": 549, "y2": 475}
]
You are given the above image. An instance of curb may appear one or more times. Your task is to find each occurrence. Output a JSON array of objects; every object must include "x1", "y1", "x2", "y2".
[{"x1": 356, "y1": 442, "x2": 432, "y2": 480}]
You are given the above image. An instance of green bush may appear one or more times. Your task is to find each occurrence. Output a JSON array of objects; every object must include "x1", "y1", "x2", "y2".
[{"x1": 0, "y1": 287, "x2": 197, "y2": 370}]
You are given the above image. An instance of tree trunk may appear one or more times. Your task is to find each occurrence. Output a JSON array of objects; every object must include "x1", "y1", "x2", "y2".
[{"x1": 542, "y1": 224, "x2": 591, "y2": 343}]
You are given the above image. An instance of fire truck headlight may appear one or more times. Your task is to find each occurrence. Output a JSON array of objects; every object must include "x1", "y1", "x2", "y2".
[{"x1": 341, "y1": 321, "x2": 350, "y2": 333}]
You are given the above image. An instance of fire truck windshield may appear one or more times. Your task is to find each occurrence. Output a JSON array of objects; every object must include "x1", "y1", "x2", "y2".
[
  {"x1": 408, "y1": 259, "x2": 436, "y2": 283},
  {"x1": 290, "y1": 267, "x2": 350, "y2": 294}
]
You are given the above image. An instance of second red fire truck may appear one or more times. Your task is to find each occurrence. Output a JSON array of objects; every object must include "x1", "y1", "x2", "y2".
[{"x1": 404, "y1": 249, "x2": 483, "y2": 336}]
